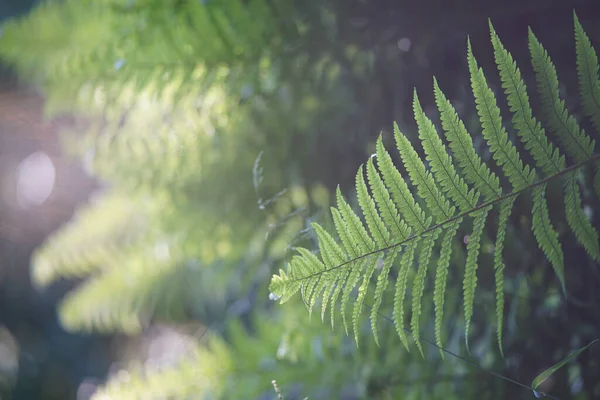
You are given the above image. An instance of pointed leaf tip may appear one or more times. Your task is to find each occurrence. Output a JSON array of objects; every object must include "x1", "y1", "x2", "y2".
[{"x1": 531, "y1": 338, "x2": 599, "y2": 396}]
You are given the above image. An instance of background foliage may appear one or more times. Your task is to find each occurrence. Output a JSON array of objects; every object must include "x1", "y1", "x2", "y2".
[{"x1": 0, "y1": 0, "x2": 599, "y2": 399}]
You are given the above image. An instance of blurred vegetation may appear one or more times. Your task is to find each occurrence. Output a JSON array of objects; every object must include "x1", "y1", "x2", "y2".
[{"x1": 0, "y1": 0, "x2": 599, "y2": 399}]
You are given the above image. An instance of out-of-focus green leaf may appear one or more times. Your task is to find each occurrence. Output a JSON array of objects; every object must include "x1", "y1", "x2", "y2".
[{"x1": 531, "y1": 338, "x2": 598, "y2": 398}]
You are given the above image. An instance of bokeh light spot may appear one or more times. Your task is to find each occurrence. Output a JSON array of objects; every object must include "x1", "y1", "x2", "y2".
[{"x1": 16, "y1": 151, "x2": 56, "y2": 208}]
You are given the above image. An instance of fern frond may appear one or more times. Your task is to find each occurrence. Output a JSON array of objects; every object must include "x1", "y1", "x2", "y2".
[
  {"x1": 394, "y1": 123, "x2": 455, "y2": 222},
  {"x1": 574, "y1": 12, "x2": 600, "y2": 198},
  {"x1": 270, "y1": 266, "x2": 301, "y2": 304},
  {"x1": 353, "y1": 255, "x2": 378, "y2": 346},
  {"x1": 32, "y1": 192, "x2": 148, "y2": 286},
  {"x1": 59, "y1": 253, "x2": 188, "y2": 334},
  {"x1": 309, "y1": 221, "x2": 349, "y2": 325},
  {"x1": 271, "y1": 19, "x2": 600, "y2": 358},
  {"x1": 532, "y1": 184, "x2": 566, "y2": 292},
  {"x1": 491, "y1": 22, "x2": 566, "y2": 177},
  {"x1": 375, "y1": 137, "x2": 431, "y2": 232},
  {"x1": 463, "y1": 206, "x2": 491, "y2": 352},
  {"x1": 93, "y1": 334, "x2": 231, "y2": 399},
  {"x1": 433, "y1": 78, "x2": 502, "y2": 201},
  {"x1": 530, "y1": 22, "x2": 600, "y2": 205},
  {"x1": 366, "y1": 159, "x2": 411, "y2": 242},
  {"x1": 564, "y1": 174, "x2": 600, "y2": 261},
  {"x1": 528, "y1": 28, "x2": 596, "y2": 164},
  {"x1": 333, "y1": 194, "x2": 376, "y2": 338},
  {"x1": 370, "y1": 250, "x2": 398, "y2": 346},
  {"x1": 468, "y1": 39, "x2": 535, "y2": 190},
  {"x1": 493, "y1": 197, "x2": 515, "y2": 356},
  {"x1": 495, "y1": 24, "x2": 600, "y2": 266},
  {"x1": 295, "y1": 247, "x2": 326, "y2": 315},
  {"x1": 393, "y1": 240, "x2": 418, "y2": 351},
  {"x1": 491, "y1": 24, "x2": 570, "y2": 291},
  {"x1": 336, "y1": 187, "x2": 376, "y2": 253},
  {"x1": 434, "y1": 219, "x2": 462, "y2": 358},
  {"x1": 414, "y1": 91, "x2": 480, "y2": 211},
  {"x1": 411, "y1": 230, "x2": 440, "y2": 356},
  {"x1": 330, "y1": 208, "x2": 361, "y2": 333},
  {"x1": 574, "y1": 12, "x2": 600, "y2": 133},
  {"x1": 311, "y1": 224, "x2": 345, "y2": 316},
  {"x1": 357, "y1": 165, "x2": 391, "y2": 247},
  {"x1": 340, "y1": 255, "x2": 370, "y2": 341},
  {"x1": 364, "y1": 159, "x2": 411, "y2": 345}
]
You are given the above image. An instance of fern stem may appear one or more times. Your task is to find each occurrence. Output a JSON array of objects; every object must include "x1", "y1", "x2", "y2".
[{"x1": 290, "y1": 153, "x2": 600, "y2": 284}]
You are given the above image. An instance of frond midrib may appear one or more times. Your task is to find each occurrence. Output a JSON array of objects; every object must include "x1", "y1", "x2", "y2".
[{"x1": 287, "y1": 152, "x2": 600, "y2": 285}]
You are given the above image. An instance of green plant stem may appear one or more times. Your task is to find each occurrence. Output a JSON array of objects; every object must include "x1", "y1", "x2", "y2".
[{"x1": 293, "y1": 153, "x2": 600, "y2": 283}]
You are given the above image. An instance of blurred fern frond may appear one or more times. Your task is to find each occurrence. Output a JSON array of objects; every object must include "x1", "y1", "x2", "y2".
[
  {"x1": 92, "y1": 300, "x2": 475, "y2": 400},
  {"x1": 2, "y1": 0, "x2": 355, "y2": 334}
]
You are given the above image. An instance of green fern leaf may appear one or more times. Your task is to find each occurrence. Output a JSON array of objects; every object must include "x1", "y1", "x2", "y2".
[
  {"x1": 269, "y1": 267, "x2": 300, "y2": 304},
  {"x1": 353, "y1": 254, "x2": 378, "y2": 346},
  {"x1": 288, "y1": 256, "x2": 312, "y2": 305},
  {"x1": 321, "y1": 271, "x2": 342, "y2": 324},
  {"x1": 526, "y1": 27, "x2": 600, "y2": 262},
  {"x1": 490, "y1": 22, "x2": 566, "y2": 177},
  {"x1": 433, "y1": 78, "x2": 502, "y2": 201},
  {"x1": 434, "y1": 219, "x2": 462, "y2": 358},
  {"x1": 411, "y1": 230, "x2": 440, "y2": 357},
  {"x1": 528, "y1": 28, "x2": 595, "y2": 164},
  {"x1": 352, "y1": 166, "x2": 389, "y2": 344},
  {"x1": 336, "y1": 187, "x2": 375, "y2": 253},
  {"x1": 32, "y1": 192, "x2": 148, "y2": 286},
  {"x1": 328, "y1": 266, "x2": 353, "y2": 331},
  {"x1": 59, "y1": 254, "x2": 188, "y2": 334},
  {"x1": 366, "y1": 158, "x2": 411, "y2": 241},
  {"x1": 376, "y1": 136, "x2": 431, "y2": 233},
  {"x1": 573, "y1": 12, "x2": 600, "y2": 199},
  {"x1": 313, "y1": 224, "x2": 347, "y2": 272},
  {"x1": 394, "y1": 123, "x2": 455, "y2": 222},
  {"x1": 295, "y1": 247, "x2": 326, "y2": 312},
  {"x1": 528, "y1": 26, "x2": 600, "y2": 261},
  {"x1": 311, "y1": 224, "x2": 346, "y2": 316},
  {"x1": 468, "y1": 39, "x2": 535, "y2": 191},
  {"x1": 564, "y1": 174, "x2": 600, "y2": 261},
  {"x1": 269, "y1": 21, "x2": 600, "y2": 359},
  {"x1": 331, "y1": 208, "x2": 362, "y2": 333},
  {"x1": 339, "y1": 259, "x2": 369, "y2": 338},
  {"x1": 491, "y1": 25, "x2": 573, "y2": 289},
  {"x1": 463, "y1": 206, "x2": 491, "y2": 352},
  {"x1": 493, "y1": 197, "x2": 515, "y2": 356},
  {"x1": 357, "y1": 165, "x2": 391, "y2": 247},
  {"x1": 369, "y1": 250, "x2": 399, "y2": 347},
  {"x1": 393, "y1": 240, "x2": 418, "y2": 351},
  {"x1": 574, "y1": 12, "x2": 600, "y2": 133},
  {"x1": 365, "y1": 158, "x2": 410, "y2": 345},
  {"x1": 414, "y1": 90, "x2": 480, "y2": 211},
  {"x1": 532, "y1": 185, "x2": 566, "y2": 292},
  {"x1": 332, "y1": 208, "x2": 359, "y2": 258}
]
